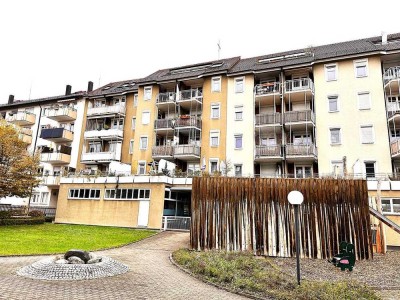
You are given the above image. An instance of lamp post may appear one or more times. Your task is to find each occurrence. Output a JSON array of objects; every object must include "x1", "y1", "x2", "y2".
[{"x1": 288, "y1": 190, "x2": 304, "y2": 285}]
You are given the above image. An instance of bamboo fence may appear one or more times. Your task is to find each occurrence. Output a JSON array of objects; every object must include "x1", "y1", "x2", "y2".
[{"x1": 190, "y1": 177, "x2": 373, "y2": 260}]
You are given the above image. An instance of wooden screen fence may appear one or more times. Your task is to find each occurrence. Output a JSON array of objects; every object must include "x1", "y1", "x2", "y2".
[{"x1": 190, "y1": 177, "x2": 373, "y2": 260}]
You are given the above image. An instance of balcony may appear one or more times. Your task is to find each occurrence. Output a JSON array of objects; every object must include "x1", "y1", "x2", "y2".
[
  {"x1": 40, "y1": 128, "x2": 74, "y2": 143},
  {"x1": 6, "y1": 111, "x2": 36, "y2": 126},
  {"x1": 285, "y1": 143, "x2": 317, "y2": 161},
  {"x1": 41, "y1": 175, "x2": 60, "y2": 187},
  {"x1": 154, "y1": 119, "x2": 175, "y2": 135},
  {"x1": 175, "y1": 116, "x2": 201, "y2": 133},
  {"x1": 41, "y1": 152, "x2": 71, "y2": 164},
  {"x1": 152, "y1": 145, "x2": 174, "y2": 159},
  {"x1": 156, "y1": 92, "x2": 176, "y2": 111},
  {"x1": 255, "y1": 113, "x2": 282, "y2": 126},
  {"x1": 284, "y1": 110, "x2": 315, "y2": 130},
  {"x1": 87, "y1": 104, "x2": 126, "y2": 118},
  {"x1": 18, "y1": 127, "x2": 33, "y2": 144},
  {"x1": 81, "y1": 151, "x2": 120, "y2": 163},
  {"x1": 173, "y1": 144, "x2": 201, "y2": 161},
  {"x1": 383, "y1": 67, "x2": 400, "y2": 91},
  {"x1": 84, "y1": 128, "x2": 123, "y2": 140},
  {"x1": 391, "y1": 140, "x2": 400, "y2": 159},
  {"x1": 284, "y1": 79, "x2": 314, "y2": 102},
  {"x1": 254, "y1": 83, "x2": 281, "y2": 104},
  {"x1": 255, "y1": 145, "x2": 283, "y2": 162},
  {"x1": 177, "y1": 89, "x2": 203, "y2": 110},
  {"x1": 44, "y1": 107, "x2": 77, "y2": 122}
]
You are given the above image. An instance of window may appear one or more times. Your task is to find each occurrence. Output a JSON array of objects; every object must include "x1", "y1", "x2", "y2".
[
  {"x1": 360, "y1": 125, "x2": 374, "y2": 144},
  {"x1": 211, "y1": 103, "x2": 220, "y2": 119},
  {"x1": 142, "y1": 111, "x2": 150, "y2": 125},
  {"x1": 354, "y1": 59, "x2": 368, "y2": 78},
  {"x1": 261, "y1": 137, "x2": 276, "y2": 146},
  {"x1": 210, "y1": 159, "x2": 218, "y2": 173},
  {"x1": 235, "y1": 77, "x2": 244, "y2": 93},
  {"x1": 104, "y1": 188, "x2": 150, "y2": 200},
  {"x1": 31, "y1": 193, "x2": 40, "y2": 203},
  {"x1": 68, "y1": 189, "x2": 100, "y2": 200},
  {"x1": 89, "y1": 142, "x2": 101, "y2": 153},
  {"x1": 328, "y1": 95, "x2": 339, "y2": 112},
  {"x1": 295, "y1": 166, "x2": 312, "y2": 178},
  {"x1": 40, "y1": 192, "x2": 49, "y2": 205},
  {"x1": 331, "y1": 160, "x2": 344, "y2": 176},
  {"x1": 235, "y1": 105, "x2": 243, "y2": 120},
  {"x1": 330, "y1": 128, "x2": 341, "y2": 145},
  {"x1": 234, "y1": 134, "x2": 243, "y2": 149},
  {"x1": 293, "y1": 134, "x2": 311, "y2": 145},
  {"x1": 365, "y1": 162, "x2": 375, "y2": 178},
  {"x1": 129, "y1": 139, "x2": 134, "y2": 154},
  {"x1": 211, "y1": 77, "x2": 221, "y2": 92},
  {"x1": 381, "y1": 198, "x2": 400, "y2": 214},
  {"x1": 144, "y1": 87, "x2": 152, "y2": 100},
  {"x1": 358, "y1": 92, "x2": 371, "y2": 110},
  {"x1": 133, "y1": 94, "x2": 138, "y2": 106},
  {"x1": 210, "y1": 130, "x2": 220, "y2": 147},
  {"x1": 325, "y1": 64, "x2": 337, "y2": 81},
  {"x1": 112, "y1": 119, "x2": 124, "y2": 129},
  {"x1": 138, "y1": 161, "x2": 146, "y2": 175},
  {"x1": 140, "y1": 136, "x2": 148, "y2": 150},
  {"x1": 131, "y1": 117, "x2": 136, "y2": 130},
  {"x1": 234, "y1": 164, "x2": 242, "y2": 177}
]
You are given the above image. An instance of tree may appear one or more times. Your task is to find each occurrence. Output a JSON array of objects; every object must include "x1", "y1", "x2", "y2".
[{"x1": 0, "y1": 120, "x2": 40, "y2": 198}]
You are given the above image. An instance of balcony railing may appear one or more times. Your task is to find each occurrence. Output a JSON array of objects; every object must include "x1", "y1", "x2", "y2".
[
  {"x1": 174, "y1": 144, "x2": 201, "y2": 157},
  {"x1": 383, "y1": 66, "x2": 400, "y2": 86},
  {"x1": 152, "y1": 145, "x2": 174, "y2": 157},
  {"x1": 20, "y1": 127, "x2": 33, "y2": 136},
  {"x1": 84, "y1": 128, "x2": 123, "y2": 140},
  {"x1": 87, "y1": 104, "x2": 126, "y2": 116},
  {"x1": 255, "y1": 113, "x2": 282, "y2": 125},
  {"x1": 44, "y1": 107, "x2": 77, "y2": 121},
  {"x1": 40, "y1": 152, "x2": 71, "y2": 164},
  {"x1": 179, "y1": 89, "x2": 203, "y2": 101},
  {"x1": 156, "y1": 92, "x2": 176, "y2": 104},
  {"x1": 41, "y1": 175, "x2": 61, "y2": 186},
  {"x1": 286, "y1": 143, "x2": 317, "y2": 156},
  {"x1": 40, "y1": 128, "x2": 74, "y2": 142},
  {"x1": 285, "y1": 78, "x2": 314, "y2": 92},
  {"x1": 81, "y1": 151, "x2": 118, "y2": 162},
  {"x1": 154, "y1": 119, "x2": 174, "y2": 130},
  {"x1": 255, "y1": 145, "x2": 282, "y2": 157},
  {"x1": 391, "y1": 140, "x2": 400, "y2": 157},
  {"x1": 284, "y1": 110, "x2": 315, "y2": 123},
  {"x1": 19, "y1": 133, "x2": 32, "y2": 144},
  {"x1": 254, "y1": 82, "x2": 280, "y2": 96},
  {"x1": 175, "y1": 116, "x2": 201, "y2": 128},
  {"x1": 6, "y1": 112, "x2": 36, "y2": 126}
]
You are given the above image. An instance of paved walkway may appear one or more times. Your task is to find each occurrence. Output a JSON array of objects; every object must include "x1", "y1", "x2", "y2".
[{"x1": 0, "y1": 232, "x2": 246, "y2": 300}]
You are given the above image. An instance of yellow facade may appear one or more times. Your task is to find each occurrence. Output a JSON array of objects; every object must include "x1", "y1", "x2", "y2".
[{"x1": 121, "y1": 93, "x2": 136, "y2": 164}]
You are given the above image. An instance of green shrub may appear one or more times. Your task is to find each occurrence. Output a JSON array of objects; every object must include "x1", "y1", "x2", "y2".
[
  {"x1": 0, "y1": 217, "x2": 45, "y2": 226},
  {"x1": 28, "y1": 210, "x2": 45, "y2": 218},
  {"x1": 10, "y1": 208, "x2": 25, "y2": 216},
  {"x1": 0, "y1": 211, "x2": 12, "y2": 219}
]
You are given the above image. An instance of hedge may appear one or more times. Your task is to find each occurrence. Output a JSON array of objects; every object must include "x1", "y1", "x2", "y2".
[{"x1": 0, "y1": 217, "x2": 45, "y2": 226}]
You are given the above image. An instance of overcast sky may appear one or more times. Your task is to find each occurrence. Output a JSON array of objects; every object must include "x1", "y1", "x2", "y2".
[{"x1": 0, "y1": 0, "x2": 399, "y2": 103}]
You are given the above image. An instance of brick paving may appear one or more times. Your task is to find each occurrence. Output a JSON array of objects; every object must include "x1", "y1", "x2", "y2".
[{"x1": 0, "y1": 231, "x2": 246, "y2": 300}]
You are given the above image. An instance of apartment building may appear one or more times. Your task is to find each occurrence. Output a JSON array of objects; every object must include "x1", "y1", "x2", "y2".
[{"x1": 1, "y1": 32, "x2": 400, "y2": 245}]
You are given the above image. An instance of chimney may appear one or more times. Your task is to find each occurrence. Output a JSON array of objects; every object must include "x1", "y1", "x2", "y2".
[
  {"x1": 65, "y1": 85, "x2": 72, "y2": 96},
  {"x1": 382, "y1": 31, "x2": 388, "y2": 45},
  {"x1": 8, "y1": 95, "x2": 14, "y2": 104},
  {"x1": 87, "y1": 81, "x2": 94, "y2": 92}
]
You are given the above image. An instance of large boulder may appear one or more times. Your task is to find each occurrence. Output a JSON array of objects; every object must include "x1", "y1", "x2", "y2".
[
  {"x1": 67, "y1": 256, "x2": 85, "y2": 264},
  {"x1": 64, "y1": 249, "x2": 91, "y2": 263}
]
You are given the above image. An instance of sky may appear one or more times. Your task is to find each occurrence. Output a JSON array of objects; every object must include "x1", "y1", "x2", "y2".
[{"x1": 0, "y1": 0, "x2": 399, "y2": 103}]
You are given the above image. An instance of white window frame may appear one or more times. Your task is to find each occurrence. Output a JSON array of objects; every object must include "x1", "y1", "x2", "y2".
[
  {"x1": 234, "y1": 134, "x2": 243, "y2": 149},
  {"x1": 331, "y1": 160, "x2": 344, "y2": 176},
  {"x1": 211, "y1": 76, "x2": 221, "y2": 92},
  {"x1": 327, "y1": 95, "x2": 339, "y2": 112},
  {"x1": 364, "y1": 161, "x2": 376, "y2": 178},
  {"x1": 234, "y1": 77, "x2": 245, "y2": 93},
  {"x1": 294, "y1": 165, "x2": 313, "y2": 178},
  {"x1": 210, "y1": 130, "x2": 220, "y2": 147},
  {"x1": 133, "y1": 94, "x2": 138, "y2": 107},
  {"x1": 234, "y1": 164, "x2": 242, "y2": 177},
  {"x1": 381, "y1": 198, "x2": 400, "y2": 215},
  {"x1": 211, "y1": 103, "x2": 220, "y2": 119},
  {"x1": 140, "y1": 136, "x2": 148, "y2": 150},
  {"x1": 325, "y1": 63, "x2": 338, "y2": 81},
  {"x1": 68, "y1": 189, "x2": 101, "y2": 200},
  {"x1": 144, "y1": 86, "x2": 152, "y2": 100},
  {"x1": 132, "y1": 117, "x2": 136, "y2": 130},
  {"x1": 360, "y1": 125, "x2": 374, "y2": 144},
  {"x1": 129, "y1": 139, "x2": 134, "y2": 154},
  {"x1": 209, "y1": 158, "x2": 219, "y2": 173},
  {"x1": 354, "y1": 59, "x2": 368, "y2": 78},
  {"x1": 329, "y1": 127, "x2": 341, "y2": 145},
  {"x1": 235, "y1": 105, "x2": 243, "y2": 121},
  {"x1": 142, "y1": 111, "x2": 150, "y2": 125},
  {"x1": 138, "y1": 161, "x2": 146, "y2": 175},
  {"x1": 358, "y1": 92, "x2": 371, "y2": 110}
]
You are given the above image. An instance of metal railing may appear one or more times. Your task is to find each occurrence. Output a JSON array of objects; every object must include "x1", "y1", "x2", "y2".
[
  {"x1": 254, "y1": 82, "x2": 280, "y2": 96},
  {"x1": 44, "y1": 107, "x2": 77, "y2": 119},
  {"x1": 40, "y1": 152, "x2": 71, "y2": 163},
  {"x1": 255, "y1": 145, "x2": 282, "y2": 157},
  {"x1": 175, "y1": 116, "x2": 201, "y2": 128},
  {"x1": 162, "y1": 216, "x2": 191, "y2": 231},
  {"x1": 285, "y1": 78, "x2": 314, "y2": 92},
  {"x1": 0, "y1": 205, "x2": 56, "y2": 218},
  {"x1": 156, "y1": 92, "x2": 176, "y2": 104},
  {"x1": 154, "y1": 119, "x2": 174, "y2": 129},
  {"x1": 383, "y1": 66, "x2": 400, "y2": 85},
  {"x1": 87, "y1": 104, "x2": 126, "y2": 116},
  {"x1": 20, "y1": 127, "x2": 33, "y2": 135},
  {"x1": 255, "y1": 113, "x2": 282, "y2": 125},
  {"x1": 286, "y1": 143, "x2": 317, "y2": 156},
  {"x1": 41, "y1": 175, "x2": 61, "y2": 186},
  {"x1": 390, "y1": 140, "x2": 400, "y2": 157},
  {"x1": 284, "y1": 110, "x2": 315, "y2": 123},
  {"x1": 81, "y1": 151, "x2": 118, "y2": 162},
  {"x1": 152, "y1": 145, "x2": 174, "y2": 157},
  {"x1": 6, "y1": 111, "x2": 36, "y2": 124},
  {"x1": 179, "y1": 88, "x2": 203, "y2": 101},
  {"x1": 174, "y1": 144, "x2": 201, "y2": 157}
]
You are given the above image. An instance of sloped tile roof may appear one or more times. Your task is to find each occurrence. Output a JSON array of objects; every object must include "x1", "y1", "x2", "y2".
[
  {"x1": 88, "y1": 78, "x2": 140, "y2": 97},
  {"x1": 0, "y1": 92, "x2": 86, "y2": 109}
]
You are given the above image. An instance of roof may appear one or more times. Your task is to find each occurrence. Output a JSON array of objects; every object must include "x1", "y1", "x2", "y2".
[
  {"x1": 229, "y1": 32, "x2": 400, "y2": 75},
  {"x1": 138, "y1": 57, "x2": 241, "y2": 84},
  {"x1": 88, "y1": 78, "x2": 140, "y2": 97}
]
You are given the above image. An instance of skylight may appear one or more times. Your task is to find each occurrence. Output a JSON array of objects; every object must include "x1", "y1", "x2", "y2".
[
  {"x1": 102, "y1": 86, "x2": 111, "y2": 90},
  {"x1": 258, "y1": 52, "x2": 308, "y2": 64},
  {"x1": 170, "y1": 64, "x2": 212, "y2": 74}
]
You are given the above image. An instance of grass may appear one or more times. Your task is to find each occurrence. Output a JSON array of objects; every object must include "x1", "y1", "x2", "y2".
[
  {"x1": 0, "y1": 223, "x2": 156, "y2": 255},
  {"x1": 173, "y1": 249, "x2": 380, "y2": 300}
]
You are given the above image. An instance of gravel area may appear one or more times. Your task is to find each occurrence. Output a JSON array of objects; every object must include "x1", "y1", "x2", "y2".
[{"x1": 268, "y1": 251, "x2": 400, "y2": 290}]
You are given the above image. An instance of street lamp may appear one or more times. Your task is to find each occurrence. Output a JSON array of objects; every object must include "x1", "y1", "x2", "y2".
[{"x1": 288, "y1": 190, "x2": 304, "y2": 285}]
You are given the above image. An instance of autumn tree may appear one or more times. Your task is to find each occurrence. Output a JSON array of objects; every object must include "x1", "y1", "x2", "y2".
[{"x1": 0, "y1": 120, "x2": 40, "y2": 198}]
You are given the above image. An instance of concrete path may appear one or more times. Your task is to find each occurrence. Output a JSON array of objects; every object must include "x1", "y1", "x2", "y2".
[{"x1": 0, "y1": 231, "x2": 246, "y2": 300}]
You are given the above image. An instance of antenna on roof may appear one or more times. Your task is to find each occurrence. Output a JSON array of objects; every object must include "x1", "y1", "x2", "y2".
[{"x1": 217, "y1": 39, "x2": 221, "y2": 59}]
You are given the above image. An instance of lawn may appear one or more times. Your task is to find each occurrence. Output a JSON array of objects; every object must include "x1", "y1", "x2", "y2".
[
  {"x1": 0, "y1": 223, "x2": 156, "y2": 255},
  {"x1": 173, "y1": 249, "x2": 380, "y2": 300}
]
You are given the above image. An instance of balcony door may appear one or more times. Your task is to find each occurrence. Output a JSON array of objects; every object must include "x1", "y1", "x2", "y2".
[
  {"x1": 293, "y1": 134, "x2": 311, "y2": 145},
  {"x1": 295, "y1": 165, "x2": 312, "y2": 178},
  {"x1": 137, "y1": 201, "x2": 150, "y2": 227}
]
